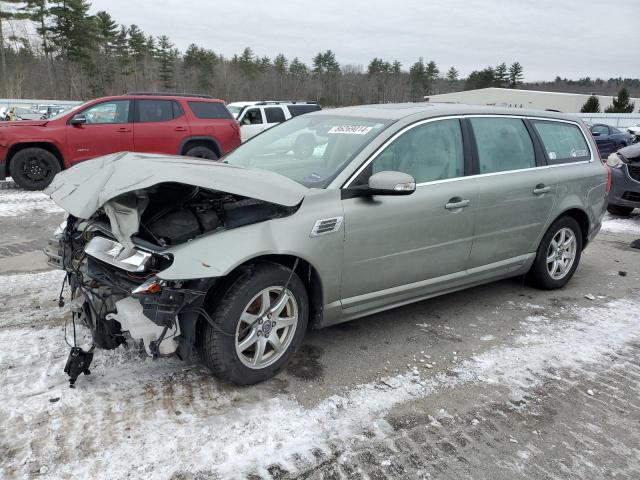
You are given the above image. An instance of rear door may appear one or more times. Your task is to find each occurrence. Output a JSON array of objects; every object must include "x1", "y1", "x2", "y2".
[
  {"x1": 65, "y1": 99, "x2": 133, "y2": 164},
  {"x1": 464, "y1": 116, "x2": 557, "y2": 271},
  {"x1": 263, "y1": 106, "x2": 287, "y2": 131},
  {"x1": 239, "y1": 107, "x2": 265, "y2": 142},
  {"x1": 133, "y1": 99, "x2": 189, "y2": 154}
]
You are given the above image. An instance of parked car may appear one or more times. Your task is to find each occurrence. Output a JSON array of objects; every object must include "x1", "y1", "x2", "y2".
[
  {"x1": 226, "y1": 101, "x2": 321, "y2": 142},
  {"x1": 45, "y1": 104, "x2": 608, "y2": 385},
  {"x1": 0, "y1": 93, "x2": 241, "y2": 190},
  {"x1": 590, "y1": 123, "x2": 635, "y2": 157},
  {"x1": 627, "y1": 124, "x2": 640, "y2": 144},
  {"x1": 605, "y1": 142, "x2": 640, "y2": 215}
]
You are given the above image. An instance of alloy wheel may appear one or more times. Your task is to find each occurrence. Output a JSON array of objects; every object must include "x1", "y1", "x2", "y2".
[
  {"x1": 235, "y1": 286, "x2": 298, "y2": 369},
  {"x1": 546, "y1": 227, "x2": 577, "y2": 280}
]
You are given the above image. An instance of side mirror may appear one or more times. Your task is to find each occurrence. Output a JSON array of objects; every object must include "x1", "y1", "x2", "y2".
[
  {"x1": 70, "y1": 114, "x2": 86, "y2": 125},
  {"x1": 343, "y1": 171, "x2": 416, "y2": 199},
  {"x1": 591, "y1": 131, "x2": 601, "y2": 137}
]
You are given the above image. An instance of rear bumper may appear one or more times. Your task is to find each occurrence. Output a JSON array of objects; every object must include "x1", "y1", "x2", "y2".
[{"x1": 609, "y1": 165, "x2": 640, "y2": 208}]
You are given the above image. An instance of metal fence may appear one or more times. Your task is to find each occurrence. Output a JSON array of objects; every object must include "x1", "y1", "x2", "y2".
[{"x1": 577, "y1": 113, "x2": 640, "y2": 128}]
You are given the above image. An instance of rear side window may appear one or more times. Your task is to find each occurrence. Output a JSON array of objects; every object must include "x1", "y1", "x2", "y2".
[
  {"x1": 137, "y1": 100, "x2": 176, "y2": 122},
  {"x1": 287, "y1": 104, "x2": 320, "y2": 117},
  {"x1": 264, "y1": 107, "x2": 286, "y2": 123},
  {"x1": 591, "y1": 125, "x2": 609, "y2": 135},
  {"x1": 532, "y1": 120, "x2": 591, "y2": 164},
  {"x1": 470, "y1": 117, "x2": 536, "y2": 174},
  {"x1": 188, "y1": 101, "x2": 233, "y2": 119}
]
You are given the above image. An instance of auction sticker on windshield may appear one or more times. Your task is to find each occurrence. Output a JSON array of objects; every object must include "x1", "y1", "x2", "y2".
[{"x1": 328, "y1": 125, "x2": 373, "y2": 135}]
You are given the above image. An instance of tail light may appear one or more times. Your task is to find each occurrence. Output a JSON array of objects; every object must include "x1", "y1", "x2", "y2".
[{"x1": 605, "y1": 165, "x2": 612, "y2": 193}]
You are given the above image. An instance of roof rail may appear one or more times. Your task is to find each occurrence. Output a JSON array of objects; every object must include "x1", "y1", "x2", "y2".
[
  {"x1": 125, "y1": 92, "x2": 214, "y2": 99},
  {"x1": 254, "y1": 100, "x2": 318, "y2": 105}
]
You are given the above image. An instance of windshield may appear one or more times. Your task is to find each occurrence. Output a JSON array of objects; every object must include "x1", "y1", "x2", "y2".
[
  {"x1": 47, "y1": 102, "x2": 87, "y2": 120},
  {"x1": 224, "y1": 114, "x2": 392, "y2": 188},
  {"x1": 227, "y1": 105, "x2": 243, "y2": 118}
]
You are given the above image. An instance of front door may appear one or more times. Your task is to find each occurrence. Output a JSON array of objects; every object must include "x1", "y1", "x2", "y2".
[
  {"x1": 66, "y1": 100, "x2": 133, "y2": 164},
  {"x1": 239, "y1": 107, "x2": 266, "y2": 142},
  {"x1": 133, "y1": 99, "x2": 189, "y2": 155},
  {"x1": 340, "y1": 118, "x2": 476, "y2": 314}
]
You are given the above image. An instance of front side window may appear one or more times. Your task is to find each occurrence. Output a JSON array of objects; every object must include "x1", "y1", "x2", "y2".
[
  {"x1": 533, "y1": 120, "x2": 591, "y2": 163},
  {"x1": 470, "y1": 117, "x2": 536, "y2": 174},
  {"x1": 137, "y1": 100, "x2": 175, "y2": 123},
  {"x1": 356, "y1": 118, "x2": 464, "y2": 185},
  {"x1": 242, "y1": 108, "x2": 263, "y2": 125},
  {"x1": 264, "y1": 107, "x2": 286, "y2": 123},
  {"x1": 82, "y1": 100, "x2": 130, "y2": 124},
  {"x1": 224, "y1": 115, "x2": 391, "y2": 187}
]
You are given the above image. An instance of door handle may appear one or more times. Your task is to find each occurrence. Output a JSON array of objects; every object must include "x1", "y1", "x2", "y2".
[
  {"x1": 117, "y1": 127, "x2": 130, "y2": 133},
  {"x1": 174, "y1": 126, "x2": 187, "y2": 132},
  {"x1": 445, "y1": 198, "x2": 470, "y2": 210},
  {"x1": 533, "y1": 184, "x2": 551, "y2": 195}
]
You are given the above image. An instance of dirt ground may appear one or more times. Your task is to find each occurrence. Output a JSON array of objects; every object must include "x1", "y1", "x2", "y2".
[{"x1": 1, "y1": 180, "x2": 639, "y2": 480}]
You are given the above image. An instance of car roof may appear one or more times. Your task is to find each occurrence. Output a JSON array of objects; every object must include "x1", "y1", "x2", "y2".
[
  {"x1": 312, "y1": 102, "x2": 584, "y2": 122},
  {"x1": 89, "y1": 94, "x2": 225, "y2": 103}
]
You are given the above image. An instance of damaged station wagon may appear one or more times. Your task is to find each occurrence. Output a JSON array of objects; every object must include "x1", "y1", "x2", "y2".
[{"x1": 45, "y1": 104, "x2": 609, "y2": 385}]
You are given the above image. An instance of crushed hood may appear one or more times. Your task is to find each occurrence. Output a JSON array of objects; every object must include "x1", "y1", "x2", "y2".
[{"x1": 45, "y1": 152, "x2": 308, "y2": 219}]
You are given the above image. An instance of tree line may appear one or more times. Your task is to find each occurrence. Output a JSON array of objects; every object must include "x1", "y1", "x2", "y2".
[{"x1": 1, "y1": 0, "x2": 639, "y2": 107}]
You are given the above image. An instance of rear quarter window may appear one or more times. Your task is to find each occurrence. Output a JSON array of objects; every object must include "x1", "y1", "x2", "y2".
[
  {"x1": 188, "y1": 101, "x2": 234, "y2": 120},
  {"x1": 287, "y1": 104, "x2": 321, "y2": 117},
  {"x1": 532, "y1": 120, "x2": 591, "y2": 164}
]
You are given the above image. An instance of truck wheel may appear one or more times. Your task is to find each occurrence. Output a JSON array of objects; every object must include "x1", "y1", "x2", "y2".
[
  {"x1": 607, "y1": 204, "x2": 634, "y2": 216},
  {"x1": 527, "y1": 216, "x2": 583, "y2": 290},
  {"x1": 198, "y1": 263, "x2": 308, "y2": 385},
  {"x1": 185, "y1": 145, "x2": 217, "y2": 160},
  {"x1": 9, "y1": 147, "x2": 61, "y2": 190}
]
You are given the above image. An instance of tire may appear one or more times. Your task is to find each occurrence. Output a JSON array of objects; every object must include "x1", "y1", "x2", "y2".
[
  {"x1": 527, "y1": 216, "x2": 583, "y2": 290},
  {"x1": 198, "y1": 262, "x2": 309, "y2": 385},
  {"x1": 184, "y1": 145, "x2": 217, "y2": 160},
  {"x1": 9, "y1": 147, "x2": 61, "y2": 190},
  {"x1": 607, "y1": 204, "x2": 634, "y2": 216}
]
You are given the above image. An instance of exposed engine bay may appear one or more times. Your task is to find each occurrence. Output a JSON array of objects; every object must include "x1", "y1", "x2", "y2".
[{"x1": 45, "y1": 181, "x2": 298, "y2": 386}]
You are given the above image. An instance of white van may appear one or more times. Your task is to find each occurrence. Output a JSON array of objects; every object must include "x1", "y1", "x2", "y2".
[{"x1": 227, "y1": 101, "x2": 321, "y2": 142}]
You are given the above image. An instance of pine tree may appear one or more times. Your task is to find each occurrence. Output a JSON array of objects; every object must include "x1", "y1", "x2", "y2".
[
  {"x1": 391, "y1": 60, "x2": 402, "y2": 75},
  {"x1": 273, "y1": 53, "x2": 287, "y2": 75},
  {"x1": 508, "y1": 62, "x2": 523, "y2": 88},
  {"x1": 446, "y1": 66, "x2": 458, "y2": 83},
  {"x1": 425, "y1": 60, "x2": 439, "y2": 94},
  {"x1": 0, "y1": 0, "x2": 29, "y2": 95},
  {"x1": 580, "y1": 95, "x2": 601, "y2": 113},
  {"x1": 605, "y1": 88, "x2": 636, "y2": 113},
  {"x1": 409, "y1": 57, "x2": 426, "y2": 100},
  {"x1": 155, "y1": 34, "x2": 176, "y2": 89},
  {"x1": 494, "y1": 62, "x2": 508, "y2": 87}
]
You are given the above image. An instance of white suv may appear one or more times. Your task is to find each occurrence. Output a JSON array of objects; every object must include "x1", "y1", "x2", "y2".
[{"x1": 227, "y1": 101, "x2": 321, "y2": 142}]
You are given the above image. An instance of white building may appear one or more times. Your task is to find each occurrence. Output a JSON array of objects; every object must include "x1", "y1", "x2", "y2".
[{"x1": 425, "y1": 87, "x2": 639, "y2": 114}]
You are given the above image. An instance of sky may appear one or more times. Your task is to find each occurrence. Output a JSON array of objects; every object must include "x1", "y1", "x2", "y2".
[{"x1": 89, "y1": 0, "x2": 639, "y2": 81}]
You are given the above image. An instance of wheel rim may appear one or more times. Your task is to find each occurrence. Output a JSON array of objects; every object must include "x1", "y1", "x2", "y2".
[
  {"x1": 546, "y1": 227, "x2": 577, "y2": 280},
  {"x1": 235, "y1": 286, "x2": 298, "y2": 369},
  {"x1": 20, "y1": 155, "x2": 51, "y2": 182}
]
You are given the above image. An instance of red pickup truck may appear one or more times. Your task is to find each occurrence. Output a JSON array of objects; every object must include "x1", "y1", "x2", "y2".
[{"x1": 0, "y1": 93, "x2": 241, "y2": 190}]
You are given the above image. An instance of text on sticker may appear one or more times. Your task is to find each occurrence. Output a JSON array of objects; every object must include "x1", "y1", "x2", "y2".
[{"x1": 328, "y1": 125, "x2": 373, "y2": 135}]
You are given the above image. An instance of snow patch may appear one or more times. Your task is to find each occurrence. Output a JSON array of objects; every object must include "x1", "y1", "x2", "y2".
[
  {"x1": 601, "y1": 214, "x2": 640, "y2": 234},
  {"x1": 0, "y1": 190, "x2": 63, "y2": 217}
]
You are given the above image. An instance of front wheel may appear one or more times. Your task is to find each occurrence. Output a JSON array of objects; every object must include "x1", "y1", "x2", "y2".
[
  {"x1": 527, "y1": 216, "x2": 583, "y2": 290},
  {"x1": 198, "y1": 263, "x2": 308, "y2": 385},
  {"x1": 607, "y1": 204, "x2": 634, "y2": 216},
  {"x1": 9, "y1": 147, "x2": 61, "y2": 190},
  {"x1": 185, "y1": 145, "x2": 217, "y2": 160}
]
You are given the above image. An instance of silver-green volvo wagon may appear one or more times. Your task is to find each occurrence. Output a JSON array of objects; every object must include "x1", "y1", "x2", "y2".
[{"x1": 45, "y1": 103, "x2": 609, "y2": 384}]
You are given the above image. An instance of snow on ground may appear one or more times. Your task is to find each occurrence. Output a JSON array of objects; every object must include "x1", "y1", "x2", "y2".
[
  {"x1": 1, "y1": 269, "x2": 640, "y2": 479},
  {"x1": 601, "y1": 212, "x2": 640, "y2": 234},
  {"x1": 0, "y1": 188, "x2": 63, "y2": 217}
]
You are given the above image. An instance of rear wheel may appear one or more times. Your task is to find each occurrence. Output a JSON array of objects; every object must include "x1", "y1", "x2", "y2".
[
  {"x1": 184, "y1": 145, "x2": 217, "y2": 160},
  {"x1": 527, "y1": 216, "x2": 582, "y2": 290},
  {"x1": 607, "y1": 204, "x2": 634, "y2": 216},
  {"x1": 9, "y1": 147, "x2": 61, "y2": 190},
  {"x1": 198, "y1": 263, "x2": 308, "y2": 385}
]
